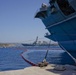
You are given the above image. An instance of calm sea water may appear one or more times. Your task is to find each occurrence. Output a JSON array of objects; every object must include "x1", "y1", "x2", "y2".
[
  {"x1": 0, "y1": 46, "x2": 75, "y2": 71},
  {"x1": 0, "y1": 48, "x2": 31, "y2": 71}
]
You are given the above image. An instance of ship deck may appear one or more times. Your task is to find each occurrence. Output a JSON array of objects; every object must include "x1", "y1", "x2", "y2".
[{"x1": 0, "y1": 64, "x2": 76, "y2": 75}]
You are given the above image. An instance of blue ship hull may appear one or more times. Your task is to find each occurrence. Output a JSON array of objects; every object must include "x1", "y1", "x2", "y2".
[
  {"x1": 35, "y1": 0, "x2": 76, "y2": 59},
  {"x1": 45, "y1": 15, "x2": 76, "y2": 52}
]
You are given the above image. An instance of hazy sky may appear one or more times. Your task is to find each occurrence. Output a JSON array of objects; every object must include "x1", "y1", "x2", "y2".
[{"x1": 0, "y1": 0, "x2": 50, "y2": 43}]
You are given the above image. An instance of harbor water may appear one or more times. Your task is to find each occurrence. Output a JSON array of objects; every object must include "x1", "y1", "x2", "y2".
[{"x1": 0, "y1": 46, "x2": 75, "y2": 71}]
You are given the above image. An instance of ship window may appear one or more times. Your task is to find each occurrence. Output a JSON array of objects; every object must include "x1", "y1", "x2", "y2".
[{"x1": 57, "y1": 0, "x2": 75, "y2": 16}]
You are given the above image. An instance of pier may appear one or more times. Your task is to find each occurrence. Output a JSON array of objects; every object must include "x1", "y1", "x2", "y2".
[{"x1": 0, "y1": 64, "x2": 76, "y2": 75}]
